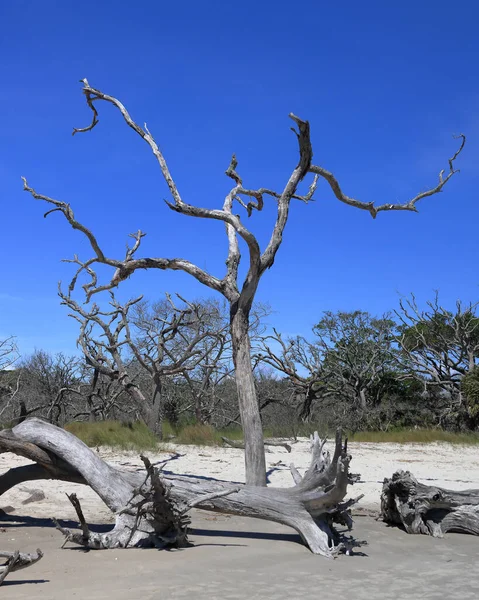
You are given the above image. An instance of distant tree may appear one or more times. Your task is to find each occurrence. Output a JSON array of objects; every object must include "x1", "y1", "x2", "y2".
[
  {"x1": 24, "y1": 79, "x2": 464, "y2": 484},
  {"x1": 61, "y1": 290, "x2": 227, "y2": 438},
  {"x1": 0, "y1": 337, "x2": 20, "y2": 421},
  {"x1": 313, "y1": 311, "x2": 400, "y2": 410},
  {"x1": 0, "y1": 337, "x2": 18, "y2": 372},
  {"x1": 462, "y1": 366, "x2": 479, "y2": 426},
  {"x1": 16, "y1": 350, "x2": 86, "y2": 426},
  {"x1": 257, "y1": 329, "x2": 326, "y2": 423},
  {"x1": 259, "y1": 312, "x2": 400, "y2": 423},
  {"x1": 396, "y1": 294, "x2": 479, "y2": 426},
  {"x1": 131, "y1": 295, "x2": 231, "y2": 427}
]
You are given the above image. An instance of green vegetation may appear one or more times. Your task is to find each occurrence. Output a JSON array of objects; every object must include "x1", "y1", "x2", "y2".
[
  {"x1": 348, "y1": 428, "x2": 479, "y2": 444},
  {"x1": 463, "y1": 366, "x2": 479, "y2": 421},
  {"x1": 64, "y1": 420, "x2": 245, "y2": 450},
  {"x1": 64, "y1": 420, "x2": 479, "y2": 450},
  {"x1": 65, "y1": 420, "x2": 159, "y2": 451},
  {"x1": 174, "y1": 423, "x2": 243, "y2": 445}
]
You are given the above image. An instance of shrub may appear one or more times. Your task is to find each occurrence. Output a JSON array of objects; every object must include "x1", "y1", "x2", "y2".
[
  {"x1": 462, "y1": 366, "x2": 479, "y2": 423},
  {"x1": 65, "y1": 420, "x2": 159, "y2": 451}
]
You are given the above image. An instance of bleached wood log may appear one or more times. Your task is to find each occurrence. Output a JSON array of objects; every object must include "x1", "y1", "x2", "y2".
[
  {"x1": 381, "y1": 470, "x2": 479, "y2": 537},
  {"x1": 221, "y1": 437, "x2": 293, "y2": 452},
  {"x1": 0, "y1": 419, "x2": 360, "y2": 558},
  {"x1": 0, "y1": 549, "x2": 43, "y2": 586}
]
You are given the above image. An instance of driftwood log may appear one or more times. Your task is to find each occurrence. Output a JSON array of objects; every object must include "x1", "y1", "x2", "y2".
[
  {"x1": 221, "y1": 437, "x2": 293, "y2": 453},
  {"x1": 381, "y1": 470, "x2": 479, "y2": 537},
  {"x1": 0, "y1": 549, "x2": 43, "y2": 586},
  {"x1": 0, "y1": 418, "x2": 360, "y2": 558}
]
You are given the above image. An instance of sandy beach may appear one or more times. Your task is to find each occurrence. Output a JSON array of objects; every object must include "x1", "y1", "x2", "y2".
[
  {"x1": 1, "y1": 439, "x2": 479, "y2": 599},
  {"x1": 2, "y1": 438, "x2": 479, "y2": 521}
]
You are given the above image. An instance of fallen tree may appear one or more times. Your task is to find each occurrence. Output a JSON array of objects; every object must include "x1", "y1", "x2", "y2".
[
  {"x1": 0, "y1": 418, "x2": 360, "y2": 558},
  {"x1": 222, "y1": 436, "x2": 293, "y2": 453},
  {"x1": 381, "y1": 470, "x2": 479, "y2": 537}
]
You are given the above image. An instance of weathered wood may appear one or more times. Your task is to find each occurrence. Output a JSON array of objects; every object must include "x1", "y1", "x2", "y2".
[
  {"x1": 0, "y1": 549, "x2": 43, "y2": 586},
  {"x1": 381, "y1": 470, "x2": 479, "y2": 537},
  {"x1": 230, "y1": 308, "x2": 267, "y2": 486},
  {"x1": 0, "y1": 418, "x2": 360, "y2": 558},
  {"x1": 221, "y1": 437, "x2": 292, "y2": 453}
]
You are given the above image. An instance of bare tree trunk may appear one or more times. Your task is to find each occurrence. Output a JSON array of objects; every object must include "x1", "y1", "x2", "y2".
[
  {"x1": 359, "y1": 389, "x2": 367, "y2": 410},
  {"x1": 298, "y1": 385, "x2": 317, "y2": 423},
  {"x1": 194, "y1": 401, "x2": 202, "y2": 424},
  {"x1": 87, "y1": 368, "x2": 100, "y2": 422},
  {"x1": 120, "y1": 380, "x2": 164, "y2": 438},
  {"x1": 150, "y1": 380, "x2": 164, "y2": 439},
  {"x1": 231, "y1": 307, "x2": 266, "y2": 486}
]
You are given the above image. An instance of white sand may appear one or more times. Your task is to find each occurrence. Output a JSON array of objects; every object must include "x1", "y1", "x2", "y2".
[{"x1": 1, "y1": 439, "x2": 479, "y2": 522}]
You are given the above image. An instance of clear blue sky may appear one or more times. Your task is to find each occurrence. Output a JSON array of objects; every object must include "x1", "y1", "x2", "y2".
[{"x1": 1, "y1": 0, "x2": 478, "y2": 358}]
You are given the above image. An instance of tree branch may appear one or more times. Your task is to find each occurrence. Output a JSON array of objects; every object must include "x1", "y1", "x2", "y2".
[
  {"x1": 309, "y1": 134, "x2": 465, "y2": 219},
  {"x1": 260, "y1": 114, "x2": 315, "y2": 273}
]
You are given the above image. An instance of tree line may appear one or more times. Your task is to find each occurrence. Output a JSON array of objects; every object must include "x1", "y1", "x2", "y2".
[{"x1": 2, "y1": 292, "x2": 478, "y2": 435}]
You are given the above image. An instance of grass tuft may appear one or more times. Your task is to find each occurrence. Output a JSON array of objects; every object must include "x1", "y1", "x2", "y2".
[
  {"x1": 173, "y1": 423, "x2": 241, "y2": 445},
  {"x1": 65, "y1": 420, "x2": 159, "y2": 451}
]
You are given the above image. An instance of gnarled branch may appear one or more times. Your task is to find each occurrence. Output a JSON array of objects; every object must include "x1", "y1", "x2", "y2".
[
  {"x1": 309, "y1": 134, "x2": 465, "y2": 219},
  {"x1": 0, "y1": 549, "x2": 43, "y2": 586}
]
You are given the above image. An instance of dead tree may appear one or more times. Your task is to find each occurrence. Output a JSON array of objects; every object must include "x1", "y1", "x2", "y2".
[
  {"x1": 133, "y1": 296, "x2": 232, "y2": 426},
  {"x1": 257, "y1": 329, "x2": 327, "y2": 423},
  {"x1": 23, "y1": 79, "x2": 464, "y2": 485},
  {"x1": 74, "y1": 371, "x2": 125, "y2": 422},
  {"x1": 61, "y1": 291, "x2": 226, "y2": 436},
  {"x1": 0, "y1": 338, "x2": 20, "y2": 419},
  {"x1": 381, "y1": 470, "x2": 479, "y2": 537},
  {"x1": 15, "y1": 350, "x2": 91, "y2": 427},
  {"x1": 0, "y1": 336, "x2": 18, "y2": 371},
  {"x1": 0, "y1": 418, "x2": 360, "y2": 558},
  {"x1": 0, "y1": 373, "x2": 21, "y2": 424}
]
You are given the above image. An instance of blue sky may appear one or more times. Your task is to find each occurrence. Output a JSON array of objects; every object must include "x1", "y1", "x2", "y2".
[{"x1": 1, "y1": 0, "x2": 478, "y2": 358}]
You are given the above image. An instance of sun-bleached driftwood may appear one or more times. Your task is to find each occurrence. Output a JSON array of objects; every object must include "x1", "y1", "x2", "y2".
[
  {"x1": 0, "y1": 419, "x2": 360, "y2": 558},
  {"x1": 381, "y1": 470, "x2": 479, "y2": 537},
  {"x1": 0, "y1": 549, "x2": 43, "y2": 586},
  {"x1": 221, "y1": 437, "x2": 293, "y2": 453}
]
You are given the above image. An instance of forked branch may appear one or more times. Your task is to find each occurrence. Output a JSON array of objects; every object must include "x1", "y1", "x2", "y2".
[
  {"x1": 23, "y1": 79, "x2": 315, "y2": 302},
  {"x1": 23, "y1": 78, "x2": 463, "y2": 305}
]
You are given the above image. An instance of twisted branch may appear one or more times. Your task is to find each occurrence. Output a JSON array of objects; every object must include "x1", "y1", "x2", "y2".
[{"x1": 309, "y1": 134, "x2": 465, "y2": 219}]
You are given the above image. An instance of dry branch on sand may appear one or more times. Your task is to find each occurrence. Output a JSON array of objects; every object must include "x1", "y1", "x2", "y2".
[
  {"x1": 0, "y1": 549, "x2": 43, "y2": 586},
  {"x1": 221, "y1": 437, "x2": 293, "y2": 453},
  {"x1": 0, "y1": 419, "x2": 361, "y2": 559},
  {"x1": 381, "y1": 470, "x2": 479, "y2": 537}
]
